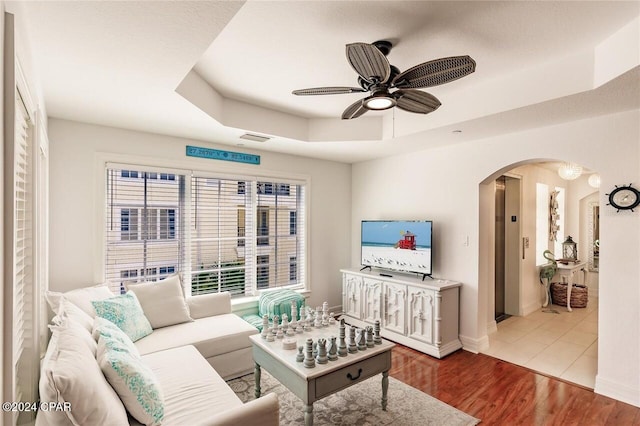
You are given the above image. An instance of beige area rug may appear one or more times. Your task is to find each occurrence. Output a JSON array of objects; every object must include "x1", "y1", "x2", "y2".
[{"x1": 228, "y1": 371, "x2": 480, "y2": 426}]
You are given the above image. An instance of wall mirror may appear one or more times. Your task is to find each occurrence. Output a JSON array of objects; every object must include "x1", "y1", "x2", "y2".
[{"x1": 587, "y1": 201, "x2": 599, "y2": 272}]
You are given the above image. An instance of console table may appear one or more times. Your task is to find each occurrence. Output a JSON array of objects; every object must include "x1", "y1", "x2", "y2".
[
  {"x1": 556, "y1": 261, "x2": 588, "y2": 312},
  {"x1": 341, "y1": 268, "x2": 462, "y2": 358}
]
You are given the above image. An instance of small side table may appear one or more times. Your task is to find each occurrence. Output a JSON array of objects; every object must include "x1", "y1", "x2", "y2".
[{"x1": 556, "y1": 261, "x2": 588, "y2": 312}]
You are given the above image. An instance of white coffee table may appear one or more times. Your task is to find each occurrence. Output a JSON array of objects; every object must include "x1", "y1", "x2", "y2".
[{"x1": 250, "y1": 324, "x2": 395, "y2": 426}]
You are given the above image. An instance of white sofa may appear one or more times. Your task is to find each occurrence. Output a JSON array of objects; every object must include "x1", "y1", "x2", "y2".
[{"x1": 37, "y1": 287, "x2": 279, "y2": 426}]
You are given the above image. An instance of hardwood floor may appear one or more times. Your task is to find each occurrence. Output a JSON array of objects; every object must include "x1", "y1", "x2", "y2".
[{"x1": 389, "y1": 345, "x2": 640, "y2": 425}]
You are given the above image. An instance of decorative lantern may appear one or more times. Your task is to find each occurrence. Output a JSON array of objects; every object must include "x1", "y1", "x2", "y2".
[{"x1": 562, "y1": 236, "x2": 578, "y2": 261}]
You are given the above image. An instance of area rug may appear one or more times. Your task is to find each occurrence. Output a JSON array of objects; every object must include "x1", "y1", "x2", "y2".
[{"x1": 228, "y1": 371, "x2": 480, "y2": 426}]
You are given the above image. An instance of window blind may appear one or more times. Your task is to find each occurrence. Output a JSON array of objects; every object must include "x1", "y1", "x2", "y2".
[
  {"x1": 104, "y1": 167, "x2": 306, "y2": 297},
  {"x1": 105, "y1": 168, "x2": 184, "y2": 294}
]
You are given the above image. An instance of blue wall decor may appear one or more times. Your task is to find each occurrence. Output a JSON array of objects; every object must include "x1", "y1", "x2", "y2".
[{"x1": 186, "y1": 145, "x2": 260, "y2": 165}]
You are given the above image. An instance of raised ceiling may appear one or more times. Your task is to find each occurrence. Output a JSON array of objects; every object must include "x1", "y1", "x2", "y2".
[{"x1": 11, "y1": 1, "x2": 640, "y2": 163}]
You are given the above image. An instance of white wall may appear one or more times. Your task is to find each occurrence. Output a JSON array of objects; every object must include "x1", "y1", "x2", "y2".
[
  {"x1": 351, "y1": 109, "x2": 640, "y2": 406},
  {"x1": 47, "y1": 118, "x2": 352, "y2": 311},
  {"x1": 0, "y1": 1, "x2": 6, "y2": 417}
]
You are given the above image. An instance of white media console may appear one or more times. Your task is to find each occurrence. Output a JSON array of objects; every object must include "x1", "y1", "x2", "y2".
[{"x1": 341, "y1": 268, "x2": 462, "y2": 358}]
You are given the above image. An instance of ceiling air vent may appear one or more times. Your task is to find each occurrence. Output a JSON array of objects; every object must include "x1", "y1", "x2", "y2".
[{"x1": 240, "y1": 133, "x2": 271, "y2": 143}]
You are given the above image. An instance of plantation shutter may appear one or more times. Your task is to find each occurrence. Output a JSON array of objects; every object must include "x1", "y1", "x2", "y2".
[
  {"x1": 105, "y1": 166, "x2": 184, "y2": 294},
  {"x1": 10, "y1": 89, "x2": 37, "y2": 425},
  {"x1": 190, "y1": 177, "x2": 254, "y2": 296}
]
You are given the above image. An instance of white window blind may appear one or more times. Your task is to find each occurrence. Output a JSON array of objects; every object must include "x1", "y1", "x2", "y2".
[
  {"x1": 104, "y1": 167, "x2": 307, "y2": 297},
  {"x1": 105, "y1": 168, "x2": 184, "y2": 294}
]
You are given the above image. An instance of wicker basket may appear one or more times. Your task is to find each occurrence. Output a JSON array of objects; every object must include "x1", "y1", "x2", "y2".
[{"x1": 551, "y1": 282, "x2": 588, "y2": 308}]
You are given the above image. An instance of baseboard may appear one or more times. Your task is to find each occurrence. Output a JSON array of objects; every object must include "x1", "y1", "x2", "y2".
[
  {"x1": 522, "y1": 300, "x2": 541, "y2": 316},
  {"x1": 459, "y1": 334, "x2": 489, "y2": 354},
  {"x1": 595, "y1": 375, "x2": 640, "y2": 407},
  {"x1": 487, "y1": 320, "x2": 497, "y2": 335}
]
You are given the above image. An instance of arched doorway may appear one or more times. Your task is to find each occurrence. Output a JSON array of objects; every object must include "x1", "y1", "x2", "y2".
[{"x1": 478, "y1": 160, "x2": 599, "y2": 388}]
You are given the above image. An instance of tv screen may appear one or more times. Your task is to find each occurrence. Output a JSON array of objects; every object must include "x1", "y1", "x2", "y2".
[{"x1": 361, "y1": 220, "x2": 432, "y2": 276}]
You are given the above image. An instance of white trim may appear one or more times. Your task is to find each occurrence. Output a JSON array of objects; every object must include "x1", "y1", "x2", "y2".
[
  {"x1": 595, "y1": 375, "x2": 640, "y2": 407},
  {"x1": 460, "y1": 333, "x2": 490, "y2": 354},
  {"x1": 487, "y1": 320, "x2": 498, "y2": 335}
]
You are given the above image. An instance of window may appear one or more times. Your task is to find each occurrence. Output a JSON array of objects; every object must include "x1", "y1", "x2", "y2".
[
  {"x1": 289, "y1": 256, "x2": 297, "y2": 283},
  {"x1": 290, "y1": 211, "x2": 297, "y2": 235},
  {"x1": 121, "y1": 170, "x2": 139, "y2": 178},
  {"x1": 120, "y1": 208, "x2": 139, "y2": 240},
  {"x1": 257, "y1": 207, "x2": 269, "y2": 246},
  {"x1": 106, "y1": 166, "x2": 306, "y2": 297}
]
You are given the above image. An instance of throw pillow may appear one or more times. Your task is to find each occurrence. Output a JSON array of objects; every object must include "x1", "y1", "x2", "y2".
[
  {"x1": 92, "y1": 317, "x2": 140, "y2": 358},
  {"x1": 127, "y1": 274, "x2": 193, "y2": 329},
  {"x1": 37, "y1": 318, "x2": 128, "y2": 426},
  {"x1": 45, "y1": 284, "x2": 114, "y2": 317},
  {"x1": 92, "y1": 292, "x2": 153, "y2": 342},
  {"x1": 51, "y1": 297, "x2": 95, "y2": 332},
  {"x1": 97, "y1": 336, "x2": 164, "y2": 426}
]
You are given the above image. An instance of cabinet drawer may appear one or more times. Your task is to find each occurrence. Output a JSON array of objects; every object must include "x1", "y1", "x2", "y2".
[{"x1": 315, "y1": 351, "x2": 391, "y2": 399}]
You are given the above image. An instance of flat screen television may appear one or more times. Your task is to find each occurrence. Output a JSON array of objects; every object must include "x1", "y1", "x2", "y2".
[{"x1": 361, "y1": 220, "x2": 433, "y2": 278}]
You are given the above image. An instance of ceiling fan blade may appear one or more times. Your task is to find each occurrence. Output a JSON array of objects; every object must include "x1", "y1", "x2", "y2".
[
  {"x1": 346, "y1": 42, "x2": 391, "y2": 84},
  {"x1": 392, "y1": 55, "x2": 476, "y2": 89},
  {"x1": 341, "y1": 99, "x2": 369, "y2": 120},
  {"x1": 292, "y1": 86, "x2": 367, "y2": 96},
  {"x1": 393, "y1": 89, "x2": 441, "y2": 114}
]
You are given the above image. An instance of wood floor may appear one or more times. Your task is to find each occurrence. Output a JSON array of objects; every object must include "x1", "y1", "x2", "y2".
[{"x1": 389, "y1": 345, "x2": 640, "y2": 425}]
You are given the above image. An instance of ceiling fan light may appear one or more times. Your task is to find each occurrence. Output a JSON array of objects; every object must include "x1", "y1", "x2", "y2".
[
  {"x1": 558, "y1": 162, "x2": 583, "y2": 180},
  {"x1": 362, "y1": 93, "x2": 396, "y2": 110}
]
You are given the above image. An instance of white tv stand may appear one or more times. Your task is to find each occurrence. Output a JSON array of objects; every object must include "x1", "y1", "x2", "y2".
[{"x1": 341, "y1": 268, "x2": 462, "y2": 359}]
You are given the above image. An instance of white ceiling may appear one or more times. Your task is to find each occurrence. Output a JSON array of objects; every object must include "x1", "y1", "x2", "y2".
[{"x1": 10, "y1": 1, "x2": 640, "y2": 163}]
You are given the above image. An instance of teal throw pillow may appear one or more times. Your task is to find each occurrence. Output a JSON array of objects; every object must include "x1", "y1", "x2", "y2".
[
  {"x1": 93, "y1": 317, "x2": 140, "y2": 357},
  {"x1": 97, "y1": 336, "x2": 164, "y2": 425},
  {"x1": 92, "y1": 292, "x2": 152, "y2": 342}
]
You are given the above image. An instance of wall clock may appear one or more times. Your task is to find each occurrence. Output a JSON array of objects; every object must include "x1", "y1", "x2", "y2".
[{"x1": 606, "y1": 184, "x2": 640, "y2": 212}]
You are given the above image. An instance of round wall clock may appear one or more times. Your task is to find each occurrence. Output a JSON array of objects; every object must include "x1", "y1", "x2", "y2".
[{"x1": 606, "y1": 184, "x2": 640, "y2": 212}]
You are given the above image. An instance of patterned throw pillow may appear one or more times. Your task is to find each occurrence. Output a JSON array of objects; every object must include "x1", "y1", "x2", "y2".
[
  {"x1": 97, "y1": 336, "x2": 164, "y2": 426},
  {"x1": 93, "y1": 317, "x2": 140, "y2": 358},
  {"x1": 92, "y1": 292, "x2": 152, "y2": 342}
]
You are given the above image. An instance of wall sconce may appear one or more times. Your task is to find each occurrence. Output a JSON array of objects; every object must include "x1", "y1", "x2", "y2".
[{"x1": 558, "y1": 162, "x2": 583, "y2": 180}]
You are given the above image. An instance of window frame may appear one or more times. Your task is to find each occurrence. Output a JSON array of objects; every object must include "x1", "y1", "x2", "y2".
[{"x1": 99, "y1": 159, "x2": 310, "y2": 299}]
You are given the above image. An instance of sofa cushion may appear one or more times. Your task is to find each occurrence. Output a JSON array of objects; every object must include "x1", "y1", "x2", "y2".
[
  {"x1": 136, "y1": 345, "x2": 242, "y2": 425},
  {"x1": 93, "y1": 317, "x2": 140, "y2": 358},
  {"x1": 36, "y1": 317, "x2": 128, "y2": 426},
  {"x1": 52, "y1": 297, "x2": 96, "y2": 334},
  {"x1": 134, "y1": 314, "x2": 258, "y2": 360},
  {"x1": 45, "y1": 284, "x2": 114, "y2": 317},
  {"x1": 92, "y1": 291, "x2": 153, "y2": 342},
  {"x1": 98, "y1": 336, "x2": 164, "y2": 426},
  {"x1": 127, "y1": 275, "x2": 193, "y2": 329}
]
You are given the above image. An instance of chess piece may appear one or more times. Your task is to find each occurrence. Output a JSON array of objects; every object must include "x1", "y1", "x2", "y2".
[
  {"x1": 272, "y1": 315, "x2": 280, "y2": 335},
  {"x1": 291, "y1": 300, "x2": 298, "y2": 322},
  {"x1": 266, "y1": 329, "x2": 275, "y2": 342},
  {"x1": 356, "y1": 328, "x2": 366, "y2": 351},
  {"x1": 281, "y1": 314, "x2": 289, "y2": 335},
  {"x1": 299, "y1": 306, "x2": 306, "y2": 323},
  {"x1": 366, "y1": 326, "x2": 374, "y2": 348},
  {"x1": 261, "y1": 315, "x2": 269, "y2": 339},
  {"x1": 316, "y1": 338, "x2": 328, "y2": 364},
  {"x1": 282, "y1": 337, "x2": 297, "y2": 350},
  {"x1": 276, "y1": 325, "x2": 284, "y2": 339},
  {"x1": 329, "y1": 312, "x2": 336, "y2": 325},
  {"x1": 338, "y1": 319, "x2": 348, "y2": 357},
  {"x1": 327, "y1": 336, "x2": 338, "y2": 361},
  {"x1": 374, "y1": 320, "x2": 382, "y2": 344},
  {"x1": 303, "y1": 338, "x2": 315, "y2": 368},
  {"x1": 348, "y1": 325, "x2": 357, "y2": 353},
  {"x1": 312, "y1": 341, "x2": 318, "y2": 358},
  {"x1": 296, "y1": 346, "x2": 304, "y2": 362},
  {"x1": 314, "y1": 306, "x2": 323, "y2": 328}
]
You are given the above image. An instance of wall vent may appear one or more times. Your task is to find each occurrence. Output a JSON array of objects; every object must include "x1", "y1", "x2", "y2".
[{"x1": 240, "y1": 133, "x2": 271, "y2": 143}]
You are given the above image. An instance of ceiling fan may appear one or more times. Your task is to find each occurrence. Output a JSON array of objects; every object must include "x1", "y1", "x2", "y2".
[{"x1": 292, "y1": 40, "x2": 476, "y2": 120}]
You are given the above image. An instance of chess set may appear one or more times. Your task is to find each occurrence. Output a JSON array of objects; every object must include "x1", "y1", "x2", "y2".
[{"x1": 260, "y1": 301, "x2": 383, "y2": 368}]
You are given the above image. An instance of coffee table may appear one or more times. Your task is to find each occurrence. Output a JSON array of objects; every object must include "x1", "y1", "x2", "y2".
[{"x1": 250, "y1": 324, "x2": 395, "y2": 426}]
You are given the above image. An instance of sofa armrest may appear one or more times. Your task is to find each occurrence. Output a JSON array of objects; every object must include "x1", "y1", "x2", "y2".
[
  {"x1": 199, "y1": 393, "x2": 279, "y2": 426},
  {"x1": 187, "y1": 292, "x2": 231, "y2": 319}
]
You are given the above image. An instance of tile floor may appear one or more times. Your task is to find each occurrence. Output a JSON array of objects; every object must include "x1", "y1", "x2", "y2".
[{"x1": 481, "y1": 297, "x2": 598, "y2": 389}]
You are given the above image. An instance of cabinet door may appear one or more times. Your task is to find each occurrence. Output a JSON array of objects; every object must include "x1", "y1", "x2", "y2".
[
  {"x1": 407, "y1": 286, "x2": 435, "y2": 344},
  {"x1": 384, "y1": 282, "x2": 406, "y2": 335},
  {"x1": 362, "y1": 278, "x2": 383, "y2": 324},
  {"x1": 343, "y1": 274, "x2": 363, "y2": 319}
]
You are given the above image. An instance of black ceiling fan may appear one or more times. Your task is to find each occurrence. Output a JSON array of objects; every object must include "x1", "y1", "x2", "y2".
[{"x1": 292, "y1": 40, "x2": 476, "y2": 120}]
